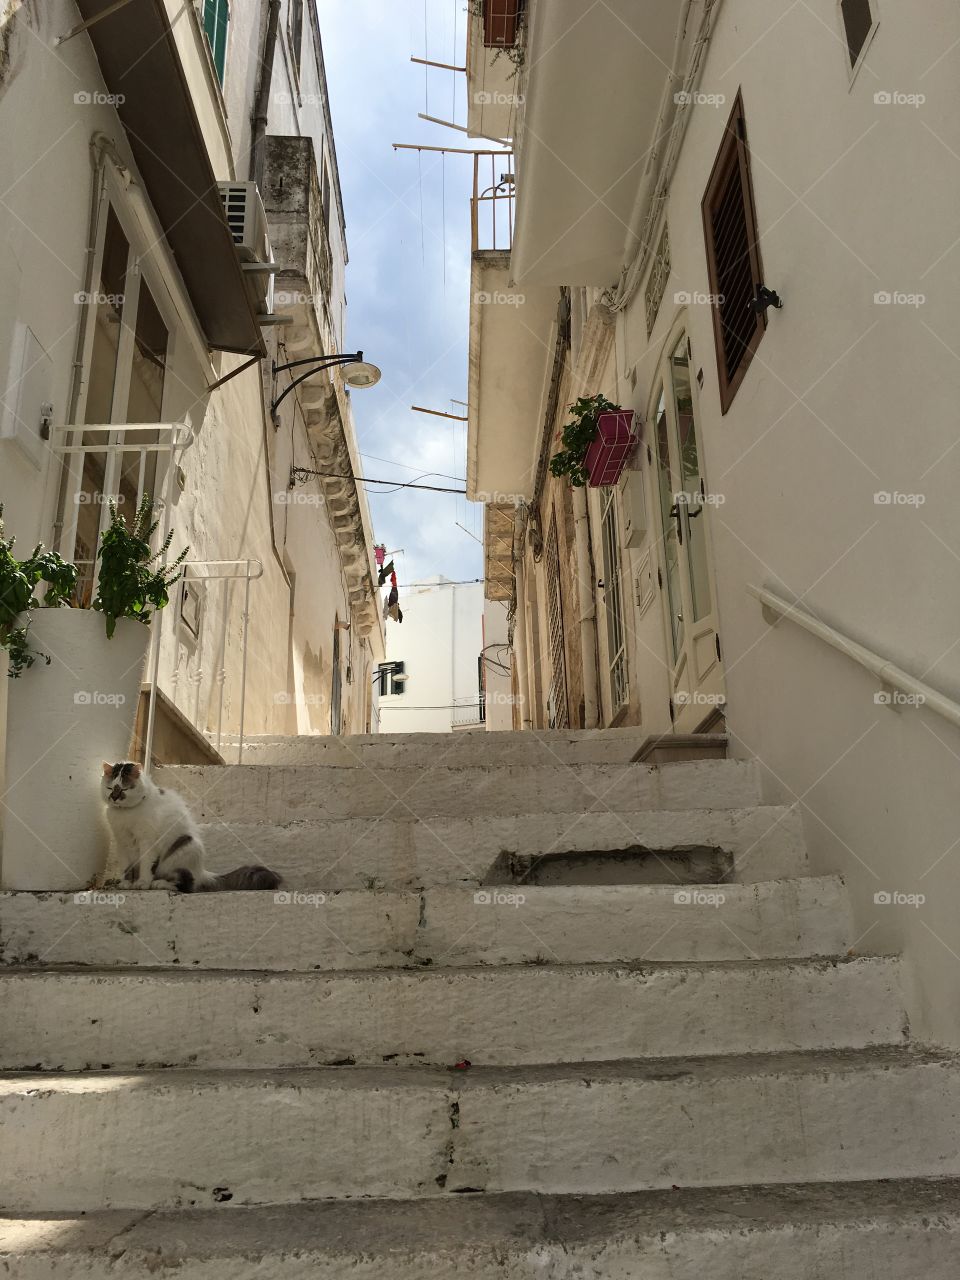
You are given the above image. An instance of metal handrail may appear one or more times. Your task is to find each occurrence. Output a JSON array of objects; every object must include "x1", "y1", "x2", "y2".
[{"x1": 749, "y1": 584, "x2": 960, "y2": 732}]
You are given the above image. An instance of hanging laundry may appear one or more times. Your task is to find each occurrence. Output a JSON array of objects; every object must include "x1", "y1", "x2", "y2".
[
  {"x1": 382, "y1": 569, "x2": 403, "y2": 624},
  {"x1": 377, "y1": 559, "x2": 395, "y2": 588},
  {"x1": 374, "y1": 543, "x2": 386, "y2": 569}
]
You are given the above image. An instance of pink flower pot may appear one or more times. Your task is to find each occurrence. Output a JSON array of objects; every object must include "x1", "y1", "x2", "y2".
[{"x1": 584, "y1": 410, "x2": 637, "y2": 486}]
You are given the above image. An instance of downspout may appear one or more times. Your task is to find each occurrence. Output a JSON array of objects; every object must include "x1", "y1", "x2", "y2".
[
  {"x1": 250, "y1": 0, "x2": 281, "y2": 187},
  {"x1": 512, "y1": 520, "x2": 533, "y2": 730},
  {"x1": 573, "y1": 485, "x2": 600, "y2": 728}
]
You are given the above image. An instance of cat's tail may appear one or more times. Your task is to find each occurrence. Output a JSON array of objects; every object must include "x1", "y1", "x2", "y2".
[{"x1": 197, "y1": 865, "x2": 283, "y2": 892}]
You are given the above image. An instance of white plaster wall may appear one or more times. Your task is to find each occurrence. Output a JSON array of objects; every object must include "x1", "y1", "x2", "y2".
[
  {"x1": 0, "y1": 0, "x2": 381, "y2": 758},
  {"x1": 613, "y1": 0, "x2": 960, "y2": 1043},
  {"x1": 378, "y1": 580, "x2": 485, "y2": 733},
  {"x1": 483, "y1": 599, "x2": 514, "y2": 730}
]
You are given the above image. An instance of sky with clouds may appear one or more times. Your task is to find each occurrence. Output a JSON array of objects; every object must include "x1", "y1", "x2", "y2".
[{"x1": 316, "y1": 0, "x2": 488, "y2": 590}]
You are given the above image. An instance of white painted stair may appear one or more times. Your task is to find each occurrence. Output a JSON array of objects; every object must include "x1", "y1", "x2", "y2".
[{"x1": 0, "y1": 733, "x2": 953, "y2": 1277}]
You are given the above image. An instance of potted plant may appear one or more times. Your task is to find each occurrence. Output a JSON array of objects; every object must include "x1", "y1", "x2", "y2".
[
  {"x1": 1, "y1": 497, "x2": 187, "y2": 891},
  {"x1": 549, "y1": 394, "x2": 638, "y2": 488}
]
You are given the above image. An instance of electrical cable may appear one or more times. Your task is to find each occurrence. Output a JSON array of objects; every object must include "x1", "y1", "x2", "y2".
[
  {"x1": 291, "y1": 467, "x2": 466, "y2": 495},
  {"x1": 360, "y1": 451, "x2": 464, "y2": 482}
]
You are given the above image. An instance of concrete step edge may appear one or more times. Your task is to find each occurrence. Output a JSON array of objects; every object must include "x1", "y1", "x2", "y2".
[
  {"x1": 2, "y1": 1177, "x2": 958, "y2": 1265},
  {"x1": 0, "y1": 953, "x2": 899, "y2": 981},
  {"x1": 1, "y1": 1045, "x2": 951, "y2": 1091}
]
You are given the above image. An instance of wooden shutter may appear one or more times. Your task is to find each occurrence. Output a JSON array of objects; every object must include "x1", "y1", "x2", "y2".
[
  {"x1": 701, "y1": 92, "x2": 765, "y2": 414},
  {"x1": 203, "y1": 0, "x2": 229, "y2": 85},
  {"x1": 483, "y1": 0, "x2": 521, "y2": 48},
  {"x1": 840, "y1": 0, "x2": 874, "y2": 67}
]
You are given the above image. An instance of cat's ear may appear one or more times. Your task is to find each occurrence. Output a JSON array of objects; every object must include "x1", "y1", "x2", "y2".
[
  {"x1": 128, "y1": 764, "x2": 143, "y2": 781},
  {"x1": 102, "y1": 762, "x2": 114, "y2": 778}
]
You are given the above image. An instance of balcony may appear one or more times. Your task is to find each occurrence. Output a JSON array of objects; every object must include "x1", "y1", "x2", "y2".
[
  {"x1": 262, "y1": 135, "x2": 336, "y2": 355},
  {"x1": 452, "y1": 696, "x2": 486, "y2": 729},
  {"x1": 467, "y1": 152, "x2": 558, "y2": 507},
  {"x1": 510, "y1": 0, "x2": 688, "y2": 286},
  {"x1": 465, "y1": 5, "x2": 522, "y2": 141}
]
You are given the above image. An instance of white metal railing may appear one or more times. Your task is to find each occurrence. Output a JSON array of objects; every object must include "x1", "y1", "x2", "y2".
[
  {"x1": 52, "y1": 421, "x2": 195, "y2": 770},
  {"x1": 749, "y1": 584, "x2": 960, "y2": 732},
  {"x1": 452, "y1": 697, "x2": 485, "y2": 726},
  {"x1": 180, "y1": 560, "x2": 264, "y2": 765}
]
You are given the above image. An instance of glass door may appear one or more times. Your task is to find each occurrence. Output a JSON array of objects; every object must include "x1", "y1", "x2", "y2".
[
  {"x1": 653, "y1": 333, "x2": 725, "y2": 731},
  {"x1": 60, "y1": 200, "x2": 169, "y2": 603}
]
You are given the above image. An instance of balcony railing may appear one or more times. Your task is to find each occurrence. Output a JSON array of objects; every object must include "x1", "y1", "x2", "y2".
[
  {"x1": 471, "y1": 151, "x2": 515, "y2": 253},
  {"x1": 453, "y1": 696, "x2": 487, "y2": 726}
]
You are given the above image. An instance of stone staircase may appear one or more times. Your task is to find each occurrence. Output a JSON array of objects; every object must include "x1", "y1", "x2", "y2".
[{"x1": 0, "y1": 729, "x2": 957, "y2": 1276}]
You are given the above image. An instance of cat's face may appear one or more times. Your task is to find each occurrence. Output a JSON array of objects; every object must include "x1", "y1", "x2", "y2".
[{"x1": 101, "y1": 761, "x2": 146, "y2": 808}]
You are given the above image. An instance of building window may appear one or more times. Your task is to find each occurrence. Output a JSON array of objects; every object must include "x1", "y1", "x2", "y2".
[
  {"x1": 288, "y1": 0, "x2": 303, "y2": 79},
  {"x1": 202, "y1": 0, "x2": 229, "y2": 86},
  {"x1": 839, "y1": 0, "x2": 877, "y2": 73},
  {"x1": 377, "y1": 661, "x2": 406, "y2": 697},
  {"x1": 63, "y1": 202, "x2": 170, "y2": 604},
  {"x1": 483, "y1": 0, "x2": 522, "y2": 48},
  {"x1": 701, "y1": 91, "x2": 764, "y2": 414}
]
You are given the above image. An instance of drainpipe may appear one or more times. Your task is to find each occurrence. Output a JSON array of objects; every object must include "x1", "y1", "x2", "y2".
[
  {"x1": 573, "y1": 485, "x2": 600, "y2": 728},
  {"x1": 250, "y1": 0, "x2": 281, "y2": 187},
  {"x1": 513, "y1": 539, "x2": 533, "y2": 730}
]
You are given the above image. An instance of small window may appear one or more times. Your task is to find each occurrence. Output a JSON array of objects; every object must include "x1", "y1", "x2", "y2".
[
  {"x1": 377, "y1": 662, "x2": 405, "y2": 697},
  {"x1": 701, "y1": 91, "x2": 765, "y2": 414},
  {"x1": 839, "y1": 0, "x2": 877, "y2": 72},
  {"x1": 483, "y1": 0, "x2": 522, "y2": 48},
  {"x1": 288, "y1": 0, "x2": 303, "y2": 79},
  {"x1": 202, "y1": 0, "x2": 229, "y2": 86}
]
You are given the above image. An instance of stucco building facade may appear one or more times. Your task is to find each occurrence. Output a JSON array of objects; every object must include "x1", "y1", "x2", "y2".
[
  {"x1": 0, "y1": 0, "x2": 384, "y2": 762},
  {"x1": 466, "y1": 0, "x2": 960, "y2": 1045}
]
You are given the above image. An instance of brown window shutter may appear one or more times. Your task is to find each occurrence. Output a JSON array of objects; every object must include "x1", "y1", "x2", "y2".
[
  {"x1": 483, "y1": 0, "x2": 521, "y2": 47},
  {"x1": 840, "y1": 0, "x2": 874, "y2": 67},
  {"x1": 701, "y1": 92, "x2": 765, "y2": 414}
]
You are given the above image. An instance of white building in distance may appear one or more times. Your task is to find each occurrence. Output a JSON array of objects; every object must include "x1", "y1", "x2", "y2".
[{"x1": 376, "y1": 578, "x2": 488, "y2": 733}]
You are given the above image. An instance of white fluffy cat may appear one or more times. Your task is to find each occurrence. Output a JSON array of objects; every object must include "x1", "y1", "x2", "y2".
[{"x1": 101, "y1": 761, "x2": 281, "y2": 892}]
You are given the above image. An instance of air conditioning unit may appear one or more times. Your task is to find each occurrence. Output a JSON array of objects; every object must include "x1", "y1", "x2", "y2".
[{"x1": 218, "y1": 181, "x2": 274, "y2": 312}]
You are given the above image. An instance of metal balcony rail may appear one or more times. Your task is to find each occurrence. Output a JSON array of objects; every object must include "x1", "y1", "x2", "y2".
[
  {"x1": 453, "y1": 696, "x2": 487, "y2": 726},
  {"x1": 471, "y1": 151, "x2": 515, "y2": 253},
  {"x1": 749, "y1": 584, "x2": 960, "y2": 733}
]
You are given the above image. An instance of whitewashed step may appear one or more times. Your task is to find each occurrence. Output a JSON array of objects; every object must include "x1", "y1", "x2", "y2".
[
  {"x1": 1, "y1": 1049, "x2": 958, "y2": 1209},
  {"x1": 155, "y1": 759, "x2": 761, "y2": 822},
  {"x1": 0, "y1": 956, "x2": 905, "y2": 1070},
  {"x1": 419, "y1": 876, "x2": 852, "y2": 965},
  {"x1": 4, "y1": 1180, "x2": 959, "y2": 1279},
  {"x1": 219, "y1": 728, "x2": 653, "y2": 768},
  {"x1": 0, "y1": 889, "x2": 419, "y2": 971},
  {"x1": 0, "y1": 877, "x2": 850, "y2": 970},
  {"x1": 197, "y1": 804, "x2": 808, "y2": 889}
]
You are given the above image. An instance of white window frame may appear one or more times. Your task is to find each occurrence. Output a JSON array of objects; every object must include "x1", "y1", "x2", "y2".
[{"x1": 59, "y1": 162, "x2": 186, "y2": 573}]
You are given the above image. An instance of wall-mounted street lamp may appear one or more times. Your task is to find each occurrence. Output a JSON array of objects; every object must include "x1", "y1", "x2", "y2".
[
  {"x1": 375, "y1": 661, "x2": 408, "y2": 696},
  {"x1": 271, "y1": 351, "x2": 382, "y2": 420}
]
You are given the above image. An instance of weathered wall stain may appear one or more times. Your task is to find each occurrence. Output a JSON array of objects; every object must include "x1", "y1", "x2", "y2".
[{"x1": 0, "y1": 0, "x2": 40, "y2": 99}]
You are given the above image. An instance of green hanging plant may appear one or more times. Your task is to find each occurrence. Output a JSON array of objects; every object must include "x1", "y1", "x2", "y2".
[
  {"x1": 93, "y1": 496, "x2": 189, "y2": 639},
  {"x1": 0, "y1": 504, "x2": 78, "y2": 677},
  {"x1": 548, "y1": 394, "x2": 619, "y2": 488}
]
